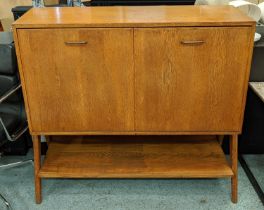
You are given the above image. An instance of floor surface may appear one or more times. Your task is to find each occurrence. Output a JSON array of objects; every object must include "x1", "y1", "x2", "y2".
[
  {"x1": 0, "y1": 151, "x2": 263, "y2": 210},
  {"x1": 244, "y1": 155, "x2": 264, "y2": 194}
]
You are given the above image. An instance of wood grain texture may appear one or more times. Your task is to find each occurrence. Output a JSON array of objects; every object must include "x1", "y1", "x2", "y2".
[
  {"x1": 134, "y1": 27, "x2": 253, "y2": 132},
  {"x1": 13, "y1": 27, "x2": 35, "y2": 132},
  {"x1": 17, "y1": 28, "x2": 134, "y2": 133},
  {"x1": 29, "y1": 131, "x2": 239, "y2": 136},
  {"x1": 39, "y1": 135, "x2": 233, "y2": 178},
  {"x1": 32, "y1": 135, "x2": 42, "y2": 204},
  {"x1": 12, "y1": 6, "x2": 255, "y2": 29},
  {"x1": 238, "y1": 26, "x2": 255, "y2": 132}
]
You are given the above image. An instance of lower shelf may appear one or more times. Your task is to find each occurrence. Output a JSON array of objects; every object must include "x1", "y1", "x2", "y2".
[{"x1": 39, "y1": 135, "x2": 233, "y2": 178}]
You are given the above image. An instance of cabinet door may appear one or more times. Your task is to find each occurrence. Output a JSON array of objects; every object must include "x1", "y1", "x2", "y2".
[
  {"x1": 134, "y1": 27, "x2": 253, "y2": 132},
  {"x1": 17, "y1": 28, "x2": 134, "y2": 133}
]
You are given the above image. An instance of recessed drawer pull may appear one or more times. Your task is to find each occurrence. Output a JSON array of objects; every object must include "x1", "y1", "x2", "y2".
[
  {"x1": 180, "y1": 40, "x2": 205, "y2": 45},
  {"x1": 65, "y1": 41, "x2": 87, "y2": 45}
]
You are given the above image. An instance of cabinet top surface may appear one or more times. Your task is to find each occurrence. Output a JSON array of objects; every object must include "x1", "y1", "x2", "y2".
[{"x1": 13, "y1": 6, "x2": 255, "y2": 28}]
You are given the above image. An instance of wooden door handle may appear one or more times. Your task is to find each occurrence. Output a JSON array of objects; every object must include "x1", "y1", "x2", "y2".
[
  {"x1": 180, "y1": 40, "x2": 205, "y2": 45},
  {"x1": 65, "y1": 41, "x2": 87, "y2": 45}
]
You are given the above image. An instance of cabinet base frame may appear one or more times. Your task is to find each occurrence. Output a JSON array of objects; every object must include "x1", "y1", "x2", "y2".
[{"x1": 32, "y1": 134, "x2": 238, "y2": 204}]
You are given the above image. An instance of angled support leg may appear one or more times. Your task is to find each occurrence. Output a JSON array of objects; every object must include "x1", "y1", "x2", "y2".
[
  {"x1": 33, "y1": 135, "x2": 42, "y2": 204},
  {"x1": 230, "y1": 134, "x2": 238, "y2": 203}
]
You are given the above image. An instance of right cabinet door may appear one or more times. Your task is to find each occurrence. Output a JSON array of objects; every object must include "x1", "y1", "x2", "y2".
[{"x1": 134, "y1": 27, "x2": 253, "y2": 132}]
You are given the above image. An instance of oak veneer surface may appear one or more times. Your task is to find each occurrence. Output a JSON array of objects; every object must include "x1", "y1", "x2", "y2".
[
  {"x1": 135, "y1": 27, "x2": 253, "y2": 132},
  {"x1": 13, "y1": 6, "x2": 255, "y2": 135},
  {"x1": 39, "y1": 135, "x2": 233, "y2": 178},
  {"x1": 17, "y1": 28, "x2": 134, "y2": 132},
  {"x1": 12, "y1": 6, "x2": 255, "y2": 28}
]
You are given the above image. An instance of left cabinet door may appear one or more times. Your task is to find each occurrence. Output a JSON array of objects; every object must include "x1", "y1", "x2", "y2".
[{"x1": 17, "y1": 28, "x2": 134, "y2": 133}]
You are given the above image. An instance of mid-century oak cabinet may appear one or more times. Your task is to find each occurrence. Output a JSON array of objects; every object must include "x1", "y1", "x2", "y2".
[{"x1": 13, "y1": 6, "x2": 255, "y2": 204}]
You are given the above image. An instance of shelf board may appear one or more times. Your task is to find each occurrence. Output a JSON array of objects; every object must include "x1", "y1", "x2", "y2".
[{"x1": 39, "y1": 135, "x2": 233, "y2": 178}]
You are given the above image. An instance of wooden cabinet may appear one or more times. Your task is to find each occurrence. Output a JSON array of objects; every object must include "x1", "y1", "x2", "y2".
[
  {"x1": 17, "y1": 26, "x2": 254, "y2": 134},
  {"x1": 13, "y1": 6, "x2": 255, "y2": 204}
]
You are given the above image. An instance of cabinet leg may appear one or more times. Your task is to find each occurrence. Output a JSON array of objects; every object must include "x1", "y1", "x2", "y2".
[
  {"x1": 33, "y1": 135, "x2": 42, "y2": 204},
  {"x1": 230, "y1": 134, "x2": 238, "y2": 203}
]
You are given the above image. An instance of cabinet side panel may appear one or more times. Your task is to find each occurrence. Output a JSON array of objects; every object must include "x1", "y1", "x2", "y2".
[
  {"x1": 238, "y1": 25, "x2": 255, "y2": 132},
  {"x1": 13, "y1": 28, "x2": 34, "y2": 133}
]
